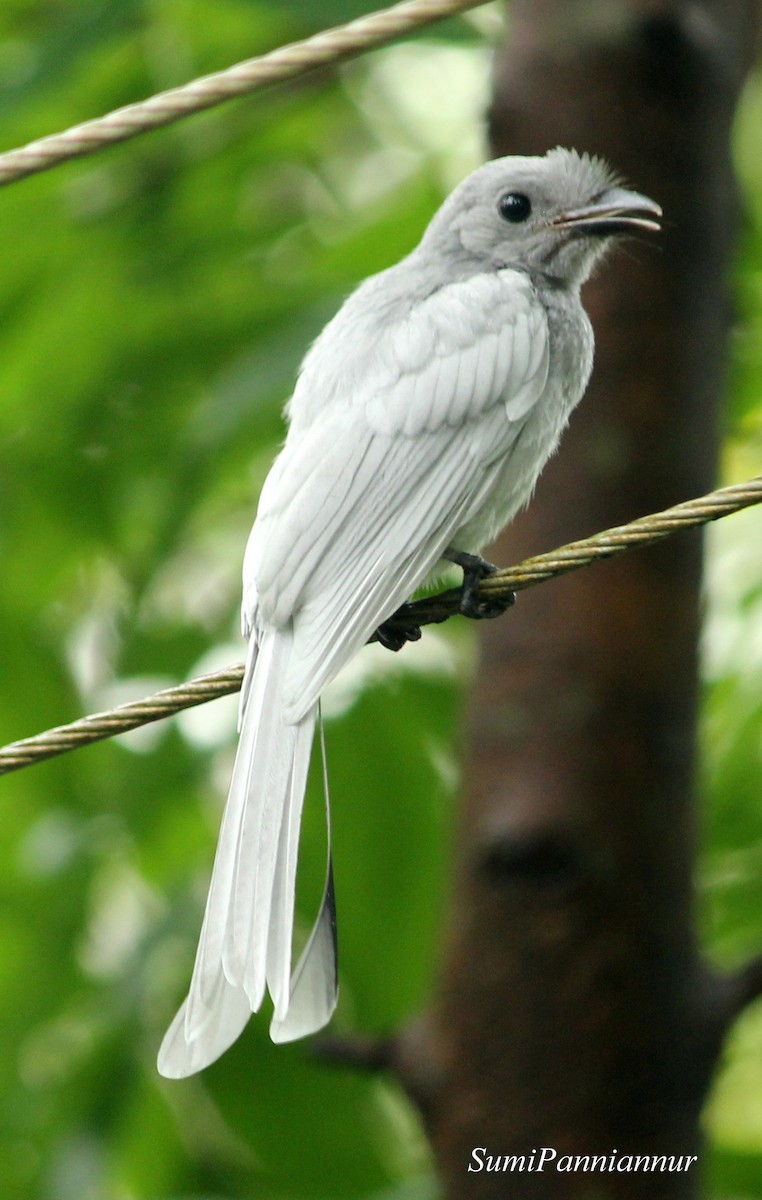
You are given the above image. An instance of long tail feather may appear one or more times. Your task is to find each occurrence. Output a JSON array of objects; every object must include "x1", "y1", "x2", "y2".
[
  {"x1": 157, "y1": 623, "x2": 327, "y2": 1078},
  {"x1": 157, "y1": 975, "x2": 251, "y2": 1079},
  {"x1": 269, "y1": 861, "x2": 338, "y2": 1043},
  {"x1": 270, "y1": 708, "x2": 338, "y2": 1042},
  {"x1": 265, "y1": 713, "x2": 313, "y2": 1018}
]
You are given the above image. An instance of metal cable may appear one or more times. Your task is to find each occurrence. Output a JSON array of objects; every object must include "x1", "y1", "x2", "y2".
[
  {"x1": 0, "y1": 0, "x2": 488, "y2": 188},
  {"x1": 1, "y1": 474, "x2": 759, "y2": 777},
  {"x1": 478, "y1": 476, "x2": 762, "y2": 593}
]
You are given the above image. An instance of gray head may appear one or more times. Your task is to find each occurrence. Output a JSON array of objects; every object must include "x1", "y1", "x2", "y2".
[{"x1": 420, "y1": 147, "x2": 661, "y2": 289}]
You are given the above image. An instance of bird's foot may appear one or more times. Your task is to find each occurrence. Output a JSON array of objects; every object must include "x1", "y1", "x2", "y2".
[
  {"x1": 444, "y1": 547, "x2": 516, "y2": 620},
  {"x1": 375, "y1": 605, "x2": 423, "y2": 652},
  {"x1": 374, "y1": 552, "x2": 513, "y2": 650}
]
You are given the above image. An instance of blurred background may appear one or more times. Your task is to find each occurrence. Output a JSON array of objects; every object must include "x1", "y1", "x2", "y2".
[{"x1": 0, "y1": 2, "x2": 759, "y2": 1197}]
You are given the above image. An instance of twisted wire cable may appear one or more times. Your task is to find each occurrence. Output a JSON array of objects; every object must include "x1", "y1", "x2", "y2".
[
  {"x1": 1, "y1": 474, "x2": 759, "y2": 777},
  {"x1": 0, "y1": 0, "x2": 488, "y2": 188},
  {"x1": 478, "y1": 475, "x2": 762, "y2": 593}
]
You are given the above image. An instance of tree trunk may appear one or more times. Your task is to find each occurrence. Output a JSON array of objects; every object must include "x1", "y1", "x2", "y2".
[{"x1": 419, "y1": 3, "x2": 760, "y2": 1196}]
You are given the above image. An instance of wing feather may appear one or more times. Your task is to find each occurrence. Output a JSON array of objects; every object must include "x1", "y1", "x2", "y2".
[
  {"x1": 245, "y1": 270, "x2": 549, "y2": 720},
  {"x1": 282, "y1": 416, "x2": 516, "y2": 721}
]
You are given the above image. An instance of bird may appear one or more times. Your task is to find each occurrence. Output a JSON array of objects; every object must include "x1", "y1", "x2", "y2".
[{"x1": 157, "y1": 147, "x2": 661, "y2": 1078}]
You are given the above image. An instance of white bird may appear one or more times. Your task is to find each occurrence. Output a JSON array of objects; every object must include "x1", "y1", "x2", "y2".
[{"x1": 158, "y1": 147, "x2": 660, "y2": 1077}]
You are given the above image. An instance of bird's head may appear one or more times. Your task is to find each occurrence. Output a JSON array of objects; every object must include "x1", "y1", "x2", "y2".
[{"x1": 422, "y1": 147, "x2": 661, "y2": 289}]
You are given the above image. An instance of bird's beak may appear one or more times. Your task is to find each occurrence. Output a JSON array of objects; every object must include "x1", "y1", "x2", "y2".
[{"x1": 551, "y1": 186, "x2": 662, "y2": 237}]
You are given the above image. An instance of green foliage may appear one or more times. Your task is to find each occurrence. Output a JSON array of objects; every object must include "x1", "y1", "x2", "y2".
[
  {"x1": 0, "y1": 3, "x2": 493, "y2": 1197},
  {"x1": 0, "y1": 3, "x2": 760, "y2": 1199},
  {"x1": 699, "y1": 69, "x2": 762, "y2": 1197}
]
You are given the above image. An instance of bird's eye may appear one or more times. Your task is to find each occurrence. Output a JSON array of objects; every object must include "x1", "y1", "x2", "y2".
[{"x1": 498, "y1": 192, "x2": 532, "y2": 223}]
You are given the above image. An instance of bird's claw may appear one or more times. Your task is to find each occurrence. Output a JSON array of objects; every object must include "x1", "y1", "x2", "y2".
[
  {"x1": 375, "y1": 551, "x2": 514, "y2": 650},
  {"x1": 375, "y1": 617, "x2": 423, "y2": 652},
  {"x1": 445, "y1": 548, "x2": 516, "y2": 621}
]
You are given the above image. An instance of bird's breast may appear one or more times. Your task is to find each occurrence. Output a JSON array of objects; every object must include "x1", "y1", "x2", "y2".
[{"x1": 451, "y1": 296, "x2": 594, "y2": 552}]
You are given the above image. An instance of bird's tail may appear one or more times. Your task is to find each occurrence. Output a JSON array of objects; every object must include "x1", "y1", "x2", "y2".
[{"x1": 157, "y1": 624, "x2": 338, "y2": 1079}]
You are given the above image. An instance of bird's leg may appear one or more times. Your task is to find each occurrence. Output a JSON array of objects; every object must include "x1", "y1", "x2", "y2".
[
  {"x1": 373, "y1": 550, "x2": 514, "y2": 651},
  {"x1": 375, "y1": 604, "x2": 423, "y2": 652},
  {"x1": 443, "y1": 547, "x2": 516, "y2": 620}
]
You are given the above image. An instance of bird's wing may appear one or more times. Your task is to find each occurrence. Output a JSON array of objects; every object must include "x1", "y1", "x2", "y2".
[{"x1": 248, "y1": 269, "x2": 549, "y2": 722}]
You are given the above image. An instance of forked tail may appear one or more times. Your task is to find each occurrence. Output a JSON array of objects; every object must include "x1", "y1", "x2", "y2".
[{"x1": 157, "y1": 624, "x2": 338, "y2": 1078}]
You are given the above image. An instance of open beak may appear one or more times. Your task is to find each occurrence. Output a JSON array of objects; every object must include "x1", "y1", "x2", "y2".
[{"x1": 551, "y1": 186, "x2": 662, "y2": 237}]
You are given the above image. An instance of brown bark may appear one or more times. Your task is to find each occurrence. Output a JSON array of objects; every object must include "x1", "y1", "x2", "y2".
[{"x1": 416, "y1": 3, "x2": 760, "y2": 1197}]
